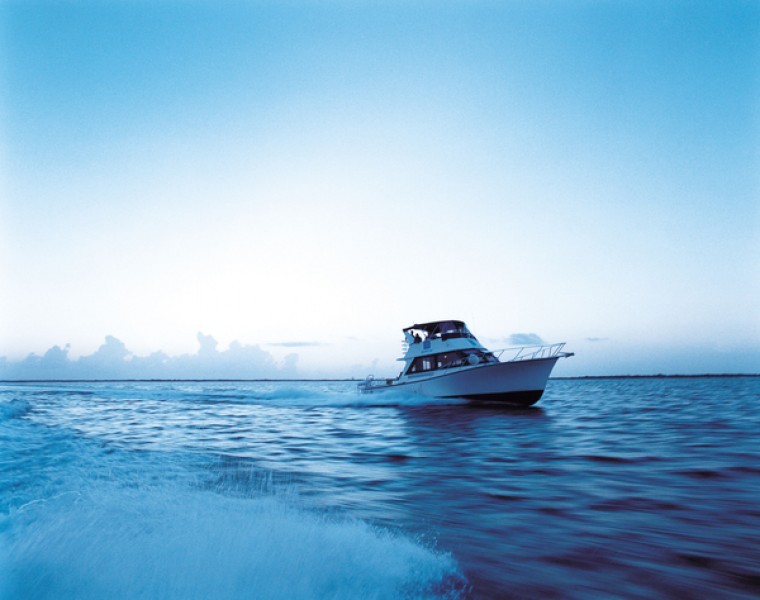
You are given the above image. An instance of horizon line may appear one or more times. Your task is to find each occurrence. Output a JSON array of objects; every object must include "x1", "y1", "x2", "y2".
[{"x1": 1, "y1": 373, "x2": 758, "y2": 384}]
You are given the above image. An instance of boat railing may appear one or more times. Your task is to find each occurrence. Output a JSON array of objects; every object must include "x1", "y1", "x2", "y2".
[
  {"x1": 495, "y1": 343, "x2": 568, "y2": 362},
  {"x1": 401, "y1": 340, "x2": 569, "y2": 363}
]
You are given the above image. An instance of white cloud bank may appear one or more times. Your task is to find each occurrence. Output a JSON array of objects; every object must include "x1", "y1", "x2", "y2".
[
  {"x1": 0, "y1": 333, "x2": 300, "y2": 380},
  {"x1": 505, "y1": 333, "x2": 545, "y2": 346}
]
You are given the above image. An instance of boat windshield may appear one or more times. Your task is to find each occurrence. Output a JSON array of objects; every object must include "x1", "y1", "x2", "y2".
[{"x1": 426, "y1": 321, "x2": 474, "y2": 341}]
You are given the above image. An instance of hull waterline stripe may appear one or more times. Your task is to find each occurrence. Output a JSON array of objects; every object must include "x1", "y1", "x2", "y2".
[{"x1": 442, "y1": 390, "x2": 544, "y2": 406}]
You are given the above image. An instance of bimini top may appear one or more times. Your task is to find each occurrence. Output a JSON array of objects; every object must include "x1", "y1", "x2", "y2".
[{"x1": 403, "y1": 320, "x2": 476, "y2": 341}]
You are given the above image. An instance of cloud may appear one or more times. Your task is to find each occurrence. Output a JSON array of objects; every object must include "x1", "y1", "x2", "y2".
[
  {"x1": 197, "y1": 332, "x2": 219, "y2": 356},
  {"x1": 281, "y1": 353, "x2": 299, "y2": 377},
  {"x1": 10, "y1": 344, "x2": 74, "y2": 379},
  {"x1": 78, "y1": 336, "x2": 132, "y2": 377},
  {"x1": 505, "y1": 333, "x2": 545, "y2": 346},
  {"x1": 0, "y1": 333, "x2": 297, "y2": 380}
]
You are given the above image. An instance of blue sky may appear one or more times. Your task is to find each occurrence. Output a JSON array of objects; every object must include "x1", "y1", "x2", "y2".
[{"x1": 1, "y1": 1, "x2": 758, "y2": 378}]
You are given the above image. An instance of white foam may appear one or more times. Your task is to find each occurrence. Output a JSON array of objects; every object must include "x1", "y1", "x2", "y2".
[
  {"x1": 0, "y1": 399, "x2": 31, "y2": 421},
  {"x1": 236, "y1": 385, "x2": 468, "y2": 408},
  {"x1": 1, "y1": 482, "x2": 462, "y2": 599}
]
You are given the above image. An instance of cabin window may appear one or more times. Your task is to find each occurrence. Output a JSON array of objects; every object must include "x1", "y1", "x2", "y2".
[
  {"x1": 407, "y1": 347, "x2": 498, "y2": 375},
  {"x1": 407, "y1": 356, "x2": 436, "y2": 374},
  {"x1": 436, "y1": 352, "x2": 465, "y2": 369}
]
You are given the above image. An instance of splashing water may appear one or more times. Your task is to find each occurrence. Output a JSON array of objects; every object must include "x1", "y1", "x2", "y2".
[{"x1": 0, "y1": 382, "x2": 465, "y2": 599}]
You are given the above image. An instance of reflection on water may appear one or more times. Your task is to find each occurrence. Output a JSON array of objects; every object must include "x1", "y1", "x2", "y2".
[{"x1": 1, "y1": 378, "x2": 759, "y2": 598}]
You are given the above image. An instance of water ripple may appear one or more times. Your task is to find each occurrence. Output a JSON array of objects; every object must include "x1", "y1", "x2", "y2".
[{"x1": 1, "y1": 377, "x2": 758, "y2": 598}]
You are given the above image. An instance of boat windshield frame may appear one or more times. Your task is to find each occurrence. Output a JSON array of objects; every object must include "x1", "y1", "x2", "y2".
[{"x1": 403, "y1": 320, "x2": 476, "y2": 341}]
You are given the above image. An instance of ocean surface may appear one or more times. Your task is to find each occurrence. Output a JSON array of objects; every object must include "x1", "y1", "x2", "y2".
[{"x1": 1, "y1": 377, "x2": 758, "y2": 599}]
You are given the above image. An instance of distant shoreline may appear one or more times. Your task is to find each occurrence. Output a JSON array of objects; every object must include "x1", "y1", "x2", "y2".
[
  {"x1": 551, "y1": 373, "x2": 759, "y2": 380},
  {"x1": 1, "y1": 374, "x2": 758, "y2": 383}
]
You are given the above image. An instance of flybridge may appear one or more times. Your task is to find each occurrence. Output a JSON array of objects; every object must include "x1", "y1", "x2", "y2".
[{"x1": 403, "y1": 320, "x2": 475, "y2": 343}]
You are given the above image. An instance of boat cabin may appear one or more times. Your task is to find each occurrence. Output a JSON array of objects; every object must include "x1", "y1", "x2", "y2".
[{"x1": 400, "y1": 320, "x2": 499, "y2": 377}]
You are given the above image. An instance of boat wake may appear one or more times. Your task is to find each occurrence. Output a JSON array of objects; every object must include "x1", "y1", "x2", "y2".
[
  {"x1": 158, "y1": 383, "x2": 469, "y2": 409},
  {"x1": 2, "y1": 481, "x2": 462, "y2": 599},
  {"x1": 0, "y1": 397, "x2": 466, "y2": 599}
]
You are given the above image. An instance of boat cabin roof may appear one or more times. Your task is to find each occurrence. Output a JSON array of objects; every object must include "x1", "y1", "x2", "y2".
[{"x1": 403, "y1": 320, "x2": 471, "y2": 336}]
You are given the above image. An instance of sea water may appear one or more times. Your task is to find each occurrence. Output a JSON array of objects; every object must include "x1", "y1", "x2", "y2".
[{"x1": 1, "y1": 377, "x2": 758, "y2": 599}]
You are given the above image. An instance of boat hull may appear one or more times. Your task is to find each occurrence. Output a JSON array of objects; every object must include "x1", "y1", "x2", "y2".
[
  {"x1": 449, "y1": 389, "x2": 545, "y2": 406},
  {"x1": 363, "y1": 357, "x2": 561, "y2": 406}
]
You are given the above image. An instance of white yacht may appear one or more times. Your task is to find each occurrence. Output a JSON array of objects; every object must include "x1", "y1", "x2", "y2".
[{"x1": 358, "y1": 320, "x2": 573, "y2": 406}]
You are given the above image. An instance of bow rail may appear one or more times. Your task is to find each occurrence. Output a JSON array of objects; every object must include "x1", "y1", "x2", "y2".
[{"x1": 495, "y1": 343, "x2": 571, "y2": 362}]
